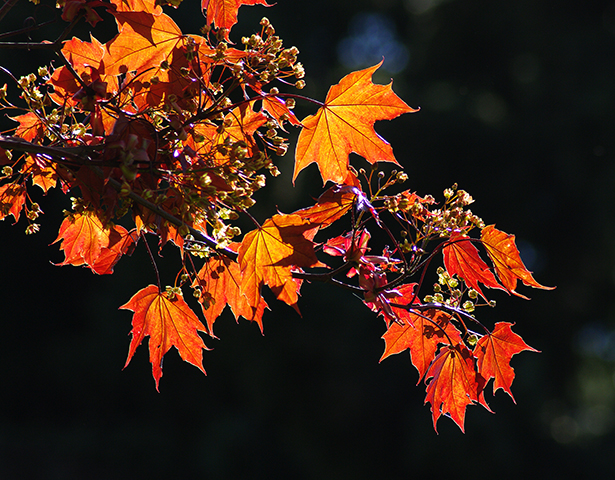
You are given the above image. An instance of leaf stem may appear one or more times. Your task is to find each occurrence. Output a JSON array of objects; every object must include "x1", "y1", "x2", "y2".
[{"x1": 141, "y1": 231, "x2": 162, "y2": 292}]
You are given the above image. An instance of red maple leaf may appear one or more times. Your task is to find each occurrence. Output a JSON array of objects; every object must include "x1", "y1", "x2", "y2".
[
  {"x1": 202, "y1": 0, "x2": 270, "y2": 39},
  {"x1": 442, "y1": 232, "x2": 505, "y2": 299},
  {"x1": 104, "y1": 5, "x2": 183, "y2": 78},
  {"x1": 53, "y1": 211, "x2": 111, "y2": 267},
  {"x1": 11, "y1": 112, "x2": 45, "y2": 143},
  {"x1": 424, "y1": 343, "x2": 489, "y2": 433},
  {"x1": 475, "y1": 322, "x2": 539, "y2": 402},
  {"x1": 294, "y1": 185, "x2": 357, "y2": 229},
  {"x1": 120, "y1": 285, "x2": 209, "y2": 390},
  {"x1": 89, "y1": 226, "x2": 138, "y2": 275},
  {"x1": 481, "y1": 225, "x2": 554, "y2": 299},
  {"x1": 381, "y1": 303, "x2": 462, "y2": 384}
]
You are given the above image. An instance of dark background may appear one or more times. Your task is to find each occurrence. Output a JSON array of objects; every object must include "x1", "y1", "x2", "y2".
[{"x1": 1, "y1": 0, "x2": 614, "y2": 478}]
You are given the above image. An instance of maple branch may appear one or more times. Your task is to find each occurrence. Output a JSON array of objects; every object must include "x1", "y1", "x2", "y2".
[
  {"x1": 88, "y1": 167, "x2": 239, "y2": 262},
  {"x1": 0, "y1": 0, "x2": 19, "y2": 23},
  {"x1": 291, "y1": 268, "x2": 365, "y2": 295},
  {"x1": 0, "y1": 135, "x2": 103, "y2": 165},
  {"x1": 0, "y1": 14, "x2": 79, "y2": 50},
  {"x1": 397, "y1": 302, "x2": 477, "y2": 325},
  {"x1": 0, "y1": 40, "x2": 60, "y2": 50}
]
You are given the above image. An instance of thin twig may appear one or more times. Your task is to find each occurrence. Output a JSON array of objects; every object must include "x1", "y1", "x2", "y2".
[
  {"x1": 0, "y1": 0, "x2": 19, "y2": 24},
  {"x1": 141, "y1": 230, "x2": 162, "y2": 291}
]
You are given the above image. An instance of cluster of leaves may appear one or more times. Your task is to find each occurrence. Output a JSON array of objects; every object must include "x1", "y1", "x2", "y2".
[{"x1": 0, "y1": 0, "x2": 552, "y2": 432}]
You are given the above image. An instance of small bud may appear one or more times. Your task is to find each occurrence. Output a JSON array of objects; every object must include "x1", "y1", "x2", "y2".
[
  {"x1": 463, "y1": 301, "x2": 475, "y2": 313},
  {"x1": 179, "y1": 224, "x2": 190, "y2": 237},
  {"x1": 25, "y1": 223, "x2": 40, "y2": 235},
  {"x1": 466, "y1": 333, "x2": 478, "y2": 346}
]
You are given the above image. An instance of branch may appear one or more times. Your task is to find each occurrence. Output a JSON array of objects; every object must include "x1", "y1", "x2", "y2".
[
  {"x1": 291, "y1": 268, "x2": 366, "y2": 295},
  {"x1": 0, "y1": 0, "x2": 19, "y2": 23},
  {"x1": 0, "y1": 135, "x2": 103, "y2": 165},
  {"x1": 0, "y1": 133, "x2": 239, "y2": 261},
  {"x1": 89, "y1": 167, "x2": 239, "y2": 262}
]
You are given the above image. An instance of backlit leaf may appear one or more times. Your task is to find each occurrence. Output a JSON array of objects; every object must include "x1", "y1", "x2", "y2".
[
  {"x1": 11, "y1": 112, "x2": 45, "y2": 143},
  {"x1": 481, "y1": 225, "x2": 554, "y2": 299},
  {"x1": 443, "y1": 233, "x2": 505, "y2": 300},
  {"x1": 238, "y1": 214, "x2": 324, "y2": 314},
  {"x1": 120, "y1": 285, "x2": 209, "y2": 390},
  {"x1": 294, "y1": 62, "x2": 418, "y2": 185},
  {"x1": 381, "y1": 305, "x2": 462, "y2": 384},
  {"x1": 0, "y1": 183, "x2": 26, "y2": 223},
  {"x1": 293, "y1": 185, "x2": 357, "y2": 229},
  {"x1": 104, "y1": 7, "x2": 183, "y2": 77},
  {"x1": 52, "y1": 211, "x2": 133, "y2": 271},
  {"x1": 424, "y1": 343, "x2": 487, "y2": 433},
  {"x1": 202, "y1": 0, "x2": 270, "y2": 38},
  {"x1": 475, "y1": 322, "x2": 538, "y2": 402},
  {"x1": 89, "y1": 226, "x2": 138, "y2": 275},
  {"x1": 195, "y1": 252, "x2": 268, "y2": 335},
  {"x1": 23, "y1": 155, "x2": 58, "y2": 193}
]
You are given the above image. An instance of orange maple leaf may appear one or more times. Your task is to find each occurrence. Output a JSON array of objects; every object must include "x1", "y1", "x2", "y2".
[
  {"x1": 191, "y1": 103, "x2": 267, "y2": 165},
  {"x1": 120, "y1": 285, "x2": 209, "y2": 390},
  {"x1": 53, "y1": 211, "x2": 109, "y2": 267},
  {"x1": 481, "y1": 225, "x2": 554, "y2": 299},
  {"x1": 294, "y1": 185, "x2": 357, "y2": 229},
  {"x1": 475, "y1": 322, "x2": 539, "y2": 402},
  {"x1": 89, "y1": 225, "x2": 138, "y2": 275},
  {"x1": 381, "y1": 304, "x2": 462, "y2": 384},
  {"x1": 111, "y1": 0, "x2": 161, "y2": 14},
  {"x1": 59, "y1": 35, "x2": 106, "y2": 73},
  {"x1": 0, "y1": 183, "x2": 26, "y2": 223},
  {"x1": 22, "y1": 155, "x2": 58, "y2": 193},
  {"x1": 261, "y1": 95, "x2": 301, "y2": 129},
  {"x1": 195, "y1": 252, "x2": 268, "y2": 335},
  {"x1": 11, "y1": 112, "x2": 45, "y2": 143},
  {"x1": 424, "y1": 343, "x2": 488, "y2": 433},
  {"x1": 53, "y1": 211, "x2": 134, "y2": 272},
  {"x1": 202, "y1": 0, "x2": 270, "y2": 39},
  {"x1": 104, "y1": 6, "x2": 183, "y2": 78},
  {"x1": 294, "y1": 61, "x2": 418, "y2": 185},
  {"x1": 442, "y1": 233, "x2": 505, "y2": 300},
  {"x1": 237, "y1": 214, "x2": 325, "y2": 314}
]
